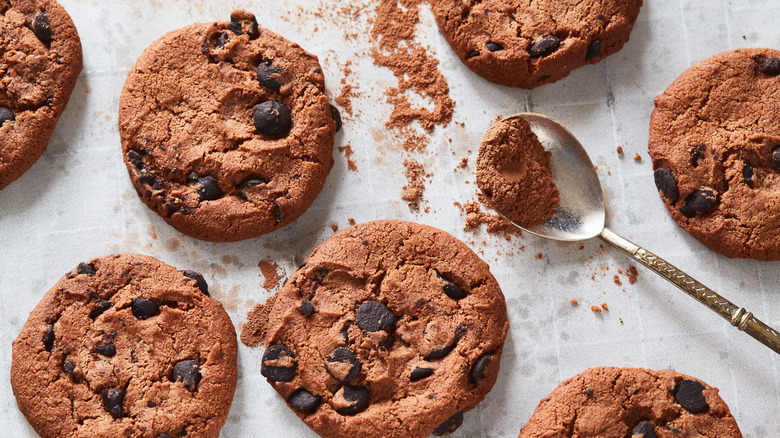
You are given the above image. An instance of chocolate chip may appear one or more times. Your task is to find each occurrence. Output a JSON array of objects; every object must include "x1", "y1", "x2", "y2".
[
  {"x1": 356, "y1": 300, "x2": 395, "y2": 332},
  {"x1": 586, "y1": 40, "x2": 601, "y2": 60},
  {"x1": 147, "y1": 401, "x2": 156, "y2": 408},
  {"x1": 653, "y1": 167, "x2": 679, "y2": 202},
  {"x1": 379, "y1": 332, "x2": 395, "y2": 351},
  {"x1": 467, "y1": 50, "x2": 480, "y2": 59},
  {"x1": 171, "y1": 359, "x2": 202, "y2": 391},
  {"x1": 743, "y1": 163, "x2": 756, "y2": 187},
  {"x1": 191, "y1": 174, "x2": 222, "y2": 201},
  {"x1": 325, "y1": 347, "x2": 361, "y2": 382},
  {"x1": 273, "y1": 198, "x2": 286, "y2": 223},
  {"x1": 181, "y1": 270, "x2": 209, "y2": 296},
  {"x1": 102, "y1": 387, "x2": 125, "y2": 418},
  {"x1": 691, "y1": 144, "x2": 705, "y2": 168},
  {"x1": 486, "y1": 42, "x2": 503, "y2": 52},
  {"x1": 330, "y1": 104, "x2": 342, "y2": 132},
  {"x1": 756, "y1": 56, "x2": 780, "y2": 76},
  {"x1": 470, "y1": 354, "x2": 491, "y2": 385},
  {"x1": 95, "y1": 343, "x2": 116, "y2": 357},
  {"x1": 773, "y1": 147, "x2": 780, "y2": 171},
  {"x1": 32, "y1": 12, "x2": 52, "y2": 45},
  {"x1": 0, "y1": 106, "x2": 14, "y2": 127},
  {"x1": 90, "y1": 299, "x2": 112, "y2": 319},
  {"x1": 261, "y1": 344, "x2": 297, "y2": 382},
  {"x1": 425, "y1": 325, "x2": 465, "y2": 360},
  {"x1": 301, "y1": 299, "x2": 315, "y2": 316},
  {"x1": 257, "y1": 59, "x2": 282, "y2": 92},
  {"x1": 289, "y1": 388, "x2": 322, "y2": 413},
  {"x1": 584, "y1": 388, "x2": 593, "y2": 397},
  {"x1": 334, "y1": 385, "x2": 369, "y2": 415},
  {"x1": 679, "y1": 189, "x2": 716, "y2": 216},
  {"x1": 77, "y1": 262, "x2": 96, "y2": 276},
  {"x1": 127, "y1": 150, "x2": 146, "y2": 171},
  {"x1": 131, "y1": 298, "x2": 159, "y2": 319},
  {"x1": 442, "y1": 280, "x2": 467, "y2": 300},
  {"x1": 64, "y1": 360, "x2": 76, "y2": 375},
  {"x1": 253, "y1": 101, "x2": 291, "y2": 136},
  {"x1": 632, "y1": 421, "x2": 657, "y2": 438},
  {"x1": 215, "y1": 32, "x2": 230, "y2": 48},
  {"x1": 238, "y1": 178, "x2": 267, "y2": 190},
  {"x1": 42, "y1": 324, "x2": 55, "y2": 352},
  {"x1": 432, "y1": 411, "x2": 464, "y2": 436},
  {"x1": 227, "y1": 11, "x2": 259, "y2": 39},
  {"x1": 410, "y1": 367, "x2": 434, "y2": 382},
  {"x1": 674, "y1": 379, "x2": 708, "y2": 413},
  {"x1": 529, "y1": 35, "x2": 561, "y2": 58}
]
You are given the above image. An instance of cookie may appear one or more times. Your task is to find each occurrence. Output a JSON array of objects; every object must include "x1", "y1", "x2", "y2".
[
  {"x1": 260, "y1": 220, "x2": 509, "y2": 437},
  {"x1": 518, "y1": 367, "x2": 742, "y2": 437},
  {"x1": 118, "y1": 10, "x2": 338, "y2": 242},
  {"x1": 648, "y1": 48, "x2": 780, "y2": 260},
  {"x1": 477, "y1": 116, "x2": 560, "y2": 228},
  {"x1": 0, "y1": 0, "x2": 82, "y2": 190},
  {"x1": 429, "y1": 0, "x2": 642, "y2": 88},
  {"x1": 11, "y1": 253, "x2": 238, "y2": 437}
]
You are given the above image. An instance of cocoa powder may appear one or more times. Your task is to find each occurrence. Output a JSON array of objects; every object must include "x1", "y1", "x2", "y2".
[{"x1": 240, "y1": 295, "x2": 276, "y2": 347}]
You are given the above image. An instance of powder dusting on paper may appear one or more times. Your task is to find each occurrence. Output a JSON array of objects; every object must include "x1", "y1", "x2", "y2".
[
  {"x1": 241, "y1": 295, "x2": 276, "y2": 347},
  {"x1": 258, "y1": 260, "x2": 283, "y2": 290}
]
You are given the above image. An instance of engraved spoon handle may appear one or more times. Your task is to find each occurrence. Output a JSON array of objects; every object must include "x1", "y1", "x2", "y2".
[{"x1": 599, "y1": 227, "x2": 780, "y2": 355}]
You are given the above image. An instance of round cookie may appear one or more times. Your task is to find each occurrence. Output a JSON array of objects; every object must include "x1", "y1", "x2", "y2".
[
  {"x1": 429, "y1": 0, "x2": 642, "y2": 88},
  {"x1": 518, "y1": 367, "x2": 742, "y2": 437},
  {"x1": 261, "y1": 220, "x2": 509, "y2": 437},
  {"x1": 648, "y1": 48, "x2": 780, "y2": 260},
  {"x1": 11, "y1": 253, "x2": 238, "y2": 437},
  {"x1": 119, "y1": 10, "x2": 338, "y2": 242},
  {"x1": 0, "y1": 0, "x2": 82, "y2": 190}
]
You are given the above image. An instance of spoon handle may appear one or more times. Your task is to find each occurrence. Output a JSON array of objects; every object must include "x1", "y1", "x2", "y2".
[{"x1": 599, "y1": 227, "x2": 780, "y2": 355}]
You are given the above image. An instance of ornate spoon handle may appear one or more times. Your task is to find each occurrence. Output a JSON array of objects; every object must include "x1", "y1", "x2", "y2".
[{"x1": 599, "y1": 228, "x2": 780, "y2": 355}]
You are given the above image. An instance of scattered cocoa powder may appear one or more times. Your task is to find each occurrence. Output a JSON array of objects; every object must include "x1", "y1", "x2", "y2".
[
  {"x1": 570, "y1": 299, "x2": 579, "y2": 306},
  {"x1": 455, "y1": 197, "x2": 523, "y2": 239},
  {"x1": 613, "y1": 274, "x2": 622, "y2": 286},
  {"x1": 402, "y1": 159, "x2": 428, "y2": 208},
  {"x1": 338, "y1": 143, "x2": 357, "y2": 171},
  {"x1": 336, "y1": 83, "x2": 357, "y2": 117},
  {"x1": 257, "y1": 260, "x2": 283, "y2": 290},
  {"x1": 456, "y1": 157, "x2": 468, "y2": 169},
  {"x1": 627, "y1": 266, "x2": 639, "y2": 284},
  {"x1": 240, "y1": 295, "x2": 276, "y2": 347}
]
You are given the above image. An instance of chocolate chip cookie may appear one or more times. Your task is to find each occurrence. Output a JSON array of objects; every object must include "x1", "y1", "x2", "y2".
[
  {"x1": 518, "y1": 367, "x2": 742, "y2": 437},
  {"x1": 119, "y1": 10, "x2": 338, "y2": 242},
  {"x1": 0, "y1": 0, "x2": 82, "y2": 190},
  {"x1": 430, "y1": 0, "x2": 642, "y2": 88},
  {"x1": 648, "y1": 48, "x2": 780, "y2": 260},
  {"x1": 11, "y1": 253, "x2": 238, "y2": 437},
  {"x1": 260, "y1": 220, "x2": 509, "y2": 437}
]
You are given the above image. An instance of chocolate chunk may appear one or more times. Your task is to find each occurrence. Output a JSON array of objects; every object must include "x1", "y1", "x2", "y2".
[
  {"x1": 215, "y1": 32, "x2": 230, "y2": 48},
  {"x1": 257, "y1": 59, "x2": 282, "y2": 92},
  {"x1": 171, "y1": 359, "x2": 202, "y2": 391},
  {"x1": 90, "y1": 299, "x2": 112, "y2": 319},
  {"x1": 443, "y1": 280, "x2": 467, "y2": 300},
  {"x1": 33, "y1": 12, "x2": 52, "y2": 45},
  {"x1": 653, "y1": 168, "x2": 679, "y2": 202},
  {"x1": 756, "y1": 56, "x2": 780, "y2": 76},
  {"x1": 334, "y1": 385, "x2": 369, "y2": 415},
  {"x1": 227, "y1": 11, "x2": 259, "y2": 39},
  {"x1": 356, "y1": 300, "x2": 395, "y2": 332},
  {"x1": 330, "y1": 104, "x2": 342, "y2": 132},
  {"x1": 0, "y1": 106, "x2": 14, "y2": 127},
  {"x1": 301, "y1": 299, "x2": 315, "y2": 316},
  {"x1": 470, "y1": 354, "x2": 491, "y2": 385},
  {"x1": 691, "y1": 144, "x2": 705, "y2": 168},
  {"x1": 743, "y1": 163, "x2": 756, "y2": 187},
  {"x1": 102, "y1": 388, "x2": 125, "y2": 418},
  {"x1": 467, "y1": 50, "x2": 480, "y2": 59},
  {"x1": 131, "y1": 298, "x2": 159, "y2": 319},
  {"x1": 77, "y1": 262, "x2": 96, "y2": 276},
  {"x1": 586, "y1": 40, "x2": 601, "y2": 60},
  {"x1": 63, "y1": 360, "x2": 76, "y2": 375},
  {"x1": 379, "y1": 333, "x2": 395, "y2": 351},
  {"x1": 432, "y1": 411, "x2": 464, "y2": 436},
  {"x1": 325, "y1": 347, "x2": 361, "y2": 382},
  {"x1": 127, "y1": 150, "x2": 146, "y2": 171},
  {"x1": 273, "y1": 199, "x2": 285, "y2": 223},
  {"x1": 679, "y1": 189, "x2": 716, "y2": 216},
  {"x1": 425, "y1": 325, "x2": 465, "y2": 360},
  {"x1": 181, "y1": 270, "x2": 210, "y2": 296},
  {"x1": 289, "y1": 388, "x2": 322, "y2": 414},
  {"x1": 632, "y1": 421, "x2": 657, "y2": 438},
  {"x1": 674, "y1": 379, "x2": 708, "y2": 413},
  {"x1": 584, "y1": 388, "x2": 593, "y2": 397},
  {"x1": 410, "y1": 367, "x2": 434, "y2": 382},
  {"x1": 253, "y1": 101, "x2": 292, "y2": 136},
  {"x1": 191, "y1": 174, "x2": 222, "y2": 201},
  {"x1": 261, "y1": 344, "x2": 297, "y2": 382},
  {"x1": 95, "y1": 343, "x2": 116, "y2": 357},
  {"x1": 42, "y1": 324, "x2": 55, "y2": 352},
  {"x1": 486, "y1": 42, "x2": 503, "y2": 52},
  {"x1": 529, "y1": 35, "x2": 561, "y2": 58},
  {"x1": 147, "y1": 401, "x2": 157, "y2": 408},
  {"x1": 773, "y1": 147, "x2": 780, "y2": 171}
]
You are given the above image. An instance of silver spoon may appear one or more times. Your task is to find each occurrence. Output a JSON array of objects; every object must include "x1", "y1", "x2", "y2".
[{"x1": 491, "y1": 113, "x2": 780, "y2": 355}]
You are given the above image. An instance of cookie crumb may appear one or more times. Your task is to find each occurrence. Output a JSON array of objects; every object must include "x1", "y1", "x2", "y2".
[
  {"x1": 619, "y1": 318, "x2": 624, "y2": 324},
  {"x1": 535, "y1": 253, "x2": 543, "y2": 259},
  {"x1": 330, "y1": 223, "x2": 339, "y2": 232},
  {"x1": 570, "y1": 299, "x2": 579, "y2": 306},
  {"x1": 613, "y1": 275, "x2": 622, "y2": 286},
  {"x1": 590, "y1": 305, "x2": 602, "y2": 313},
  {"x1": 348, "y1": 218, "x2": 356, "y2": 225},
  {"x1": 601, "y1": 302, "x2": 609, "y2": 311},
  {"x1": 633, "y1": 153, "x2": 642, "y2": 161},
  {"x1": 616, "y1": 145, "x2": 623, "y2": 154},
  {"x1": 627, "y1": 266, "x2": 638, "y2": 284},
  {"x1": 456, "y1": 157, "x2": 468, "y2": 169}
]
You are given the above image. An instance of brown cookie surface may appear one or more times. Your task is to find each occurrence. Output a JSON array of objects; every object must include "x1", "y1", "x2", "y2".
[
  {"x1": 118, "y1": 10, "x2": 337, "y2": 242},
  {"x1": 648, "y1": 48, "x2": 780, "y2": 260},
  {"x1": 261, "y1": 220, "x2": 509, "y2": 437},
  {"x1": 0, "y1": 0, "x2": 82, "y2": 190},
  {"x1": 518, "y1": 367, "x2": 742, "y2": 438},
  {"x1": 11, "y1": 253, "x2": 238, "y2": 437},
  {"x1": 429, "y1": 0, "x2": 642, "y2": 88}
]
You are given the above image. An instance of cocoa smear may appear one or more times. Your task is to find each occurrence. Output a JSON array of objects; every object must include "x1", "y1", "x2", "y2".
[
  {"x1": 258, "y1": 260, "x2": 283, "y2": 290},
  {"x1": 455, "y1": 193, "x2": 523, "y2": 240},
  {"x1": 338, "y1": 143, "x2": 357, "y2": 171},
  {"x1": 240, "y1": 295, "x2": 276, "y2": 347}
]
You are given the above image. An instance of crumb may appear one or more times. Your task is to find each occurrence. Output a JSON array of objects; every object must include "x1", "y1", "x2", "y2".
[
  {"x1": 619, "y1": 318, "x2": 624, "y2": 324},
  {"x1": 535, "y1": 253, "x2": 543, "y2": 259},
  {"x1": 590, "y1": 305, "x2": 602, "y2": 313},
  {"x1": 257, "y1": 261, "x2": 283, "y2": 290},
  {"x1": 616, "y1": 145, "x2": 623, "y2": 154},
  {"x1": 601, "y1": 302, "x2": 609, "y2": 311},
  {"x1": 456, "y1": 157, "x2": 468, "y2": 169},
  {"x1": 348, "y1": 218, "x2": 356, "y2": 225},
  {"x1": 633, "y1": 153, "x2": 642, "y2": 161},
  {"x1": 570, "y1": 299, "x2": 579, "y2": 306},
  {"x1": 613, "y1": 275, "x2": 622, "y2": 286},
  {"x1": 578, "y1": 245, "x2": 584, "y2": 250},
  {"x1": 330, "y1": 223, "x2": 339, "y2": 232},
  {"x1": 338, "y1": 143, "x2": 357, "y2": 171},
  {"x1": 240, "y1": 295, "x2": 277, "y2": 347},
  {"x1": 627, "y1": 266, "x2": 638, "y2": 284}
]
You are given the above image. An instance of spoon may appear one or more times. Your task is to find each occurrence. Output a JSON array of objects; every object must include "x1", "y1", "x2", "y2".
[{"x1": 490, "y1": 113, "x2": 780, "y2": 355}]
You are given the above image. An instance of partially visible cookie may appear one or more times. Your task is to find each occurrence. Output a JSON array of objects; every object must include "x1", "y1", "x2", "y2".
[
  {"x1": 648, "y1": 48, "x2": 780, "y2": 260},
  {"x1": 430, "y1": 0, "x2": 642, "y2": 88},
  {"x1": 0, "y1": 0, "x2": 83, "y2": 190},
  {"x1": 119, "y1": 10, "x2": 338, "y2": 242},
  {"x1": 261, "y1": 220, "x2": 509, "y2": 437},
  {"x1": 518, "y1": 367, "x2": 742, "y2": 437},
  {"x1": 11, "y1": 253, "x2": 238, "y2": 437}
]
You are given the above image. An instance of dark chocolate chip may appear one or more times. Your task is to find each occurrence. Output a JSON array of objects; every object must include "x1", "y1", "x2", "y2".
[
  {"x1": 325, "y1": 347, "x2": 361, "y2": 382},
  {"x1": 192, "y1": 175, "x2": 222, "y2": 201},
  {"x1": 432, "y1": 411, "x2": 464, "y2": 436},
  {"x1": 586, "y1": 39, "x2": 601, "y2": 60},
  {"x1": 42, "y1": 324, "x2": 55, "y2": 352},
  {"x1": 330, "y1": 104, "x2": 342, "y2": 132},
  {"x1": 674, "y1": 379, "x2": 708, "y2": 413},
  {"x1": 131, "y1": 298, "x2": 159, "y2": 319},
  {"x1": 410, "y1": 367, "x2": 434, "y2": 382},
  {"x1": 171, "y1": 360, "x2": 202, "y2": 391},
  {"x1": 273, "y1": 199, "x2": 286, "y2": 223},
  {"x1": 127, "y1": 150, "x2": 146, "y2": 171},
  {"x1": 466, "y1": 50, "x2": 480, "y2": 59},
  {"x1": 691, "y1": 144, "x2": 705, "y2": 168},
  {"x1": 470, "y1": 355, "x2": 491, "y2": 385},
  {"x1": 95, "y1": 343, "x2": 116, "y2": 357},
  {"x1": 379, "y1": 332, "x2": 395, "y2": 351},
  {"x1": 33, "y1": 12, "x2": 52, "y2": 45},
  {"x1": 261, "y1": 344, "x2": 297, "y2": 382},
  {"x1": 334, "y1": 386, "x2": 369, "y2": 415},
  {"x1": 253, "y1": 101, "x2": 291, "y2": 136},
  {"x1": 0, "y1": 106, "x2": 15, "y2": 127},
  {"x1": 257, "y1": 59, "x2": 282, "y2": 92},
  {"x1": 632, "y1": 421, "x2": 657, "y2": 438},
  {"x1": 228, "y1": 11, "x2": 259, "y2": 38},
  {"x1": 102, "y1": 387, "x2": 125, "y2": 418},
  {"x1": 486, "y1": 42, "x2": 503, "y2": 52},
  {"x1": 77, "y1": 262, "x2": 96, "y2": 276},
  {"x1": 425, "y1": 325, "x2": 465, "y2": 360},
  {"x1": 216, "y1": 32, "x2": 230, "y2": 48},
  {"x1": 147, "y1": 401, "x2": 157, "y2": 408},
  {"x1": 773, "y1": 147, "x2": 780, "y2": 171},
  {"x1": 301, "y1": 299, "x2": 315, "y2": 316},
  {"x1": 64, "y1": 360, "x2": 76, "y2": 375},
  {"x1": 679, "y1": 189, "x2": 716, "y2": 216},
  {"x1": 356, "y1": 300, "x2": 395, "y2": 332},
  {"x1": 653, "y1": 167, "x2": 679, "y2": 202},
  {"x1": 756, "y1": 55, "x2": 780, "y2": 76},
  {"x1": 529, "y1": 35, "x2": 561, "y2": 58},
  {"x1": 238, "y1": 178, "x2": 267, "y2": 189},
  {"x1": 584, "y1": 388, "x2": 593, "y2": 397},
  {"x1": 90, "y1": 299, "x2": 112, "y2": 319},
  {"x1": 443, "y1": 280, "x2": 467, "y2": 300},
  {"x1": 289, "y1": 388, "x2": 322, "y2": 413},
  {"x1": 181, "y1": 270, "x2": 209, "y2": 296},
  {"x1": 743, "y1": 163, "x2": 756, "y2": 187}
]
